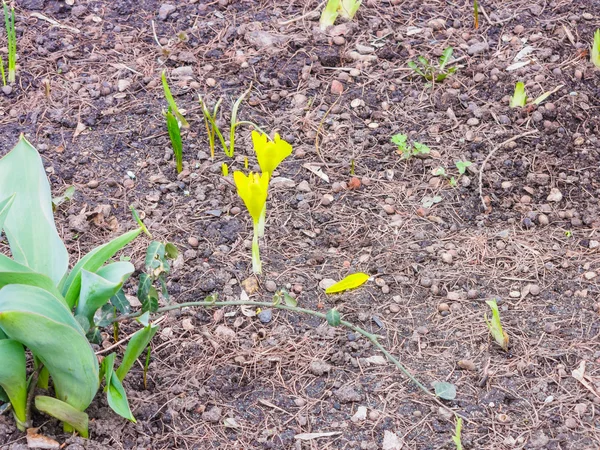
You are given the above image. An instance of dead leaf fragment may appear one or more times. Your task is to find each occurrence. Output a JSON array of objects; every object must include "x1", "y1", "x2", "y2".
[
  {"x1": 26, "y1": 428, "x2": 60, "y2": 450},
  {"x1": 294, "y1": 431, "x2": 342, "y2": 441},
  {"x1": 241, "y1": 276, "x2": 259, "y2": 295}
]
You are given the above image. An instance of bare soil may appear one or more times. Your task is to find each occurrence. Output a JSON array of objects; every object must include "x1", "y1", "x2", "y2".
[{"x1": 1, "y1": 0, "x2": 600, "y2": 449}]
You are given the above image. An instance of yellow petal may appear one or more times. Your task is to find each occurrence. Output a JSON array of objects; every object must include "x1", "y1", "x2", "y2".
[
  {"x1": 325, "y1": 273, "x2": 370, "y2": 294},
  {"x1": 233, "y1": 171, "x2": 269, "y2": 223},
  {"x1": 254, "y1": 133, "x2": 293, "y2": 175}
]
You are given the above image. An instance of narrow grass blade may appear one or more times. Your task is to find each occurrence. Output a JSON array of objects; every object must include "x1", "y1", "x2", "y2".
[
  {"x1": 165, "y1": 109, "x2": 183, "y2": 173},
  {"x1": 161, "y1": 70, "x2": 189, "y2": 128}
]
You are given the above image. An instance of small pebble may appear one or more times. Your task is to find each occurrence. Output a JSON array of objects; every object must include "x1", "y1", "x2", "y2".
[
  {"x1": 206, "y1": 78, "x2": 217, "y2": 87},
  {"x1": 441, "y1": 253, "x2": 453, "y2": 264},
  {"x1": 528, "y1": 284, "x2": 540, "y2": 296},
  {"x1": 331, "y1": 80, "x2": 344, "y2": 94},
  {"x1": 123, "y1": 179, "x2": 134, "y2": 188},
  {"x1": 265, "y1": 280, "x2": 277, "y2": 292},
  {"x1": 467, "y1": 289, "x2": 478, "y2": 299},
  {"x1": 389, "y1": 304, "x2": 400, "y2": 313},
  {"x1": 420, "y1": 278, "x2": 433, "y2": 288},
  {"x1": 457, "y1": 359, "x2": 476, "y2": 371},
  {"x1": 257, "y1": 309, "x2": 273, "y2": 324},
  {"x1": 437, "y1": 303, "x2": 450, "y2": 312},
  {"x1": 321, "y1": 194, "x2": 334, "y2": 206},
  {"x1": 188, "y1": 237, "x2": 199, "y2": 248},
  {"x1": 87, "y1": 180, "x2": 99, "y2": 189}
]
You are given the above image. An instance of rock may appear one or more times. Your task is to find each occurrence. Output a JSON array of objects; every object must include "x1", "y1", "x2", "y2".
[
  {"x1": 182, "y1": 318, "x2": 194, "y2": 331},
  {"x1": 171, "y1": 66, "x2": 193, "y2": 79},
  {"x1": 334, "y1": 385, "x2": 363, "y2": 403},
  {"x1": 187, "y1": 237, "x2": 199, "y2": 248},
  {"x1": 265, "y1": 280, "x2": 277, "y2": 292},
  {"x1": 538, "y1": 214, "x2": 549, "y2": 225},
  {"x1": 438, "y1": 406, "x2": 454, "y2": 420},
  {"x1": 420, "y1": 277, "x2": 433, "y2": 288},
  {"x1": 297, "y1": 180, "x2": 311, "y2": 192},
  {"x1": 467, "y1": 42, "x2": 489, "y2": 55},
  {"x1": 441, "y1": 253, "x2": 453, "y2": 264},
  {"x1": 87, "y1": 180, "x2": 99, "y2": 189},
  {"x1": 206, "y1": 78, "x2": 216, "y2": 87},
  {"x1": 321, "y1": 194, "x2": 334, "y2": 206},
  {"x1": 309, "y1": 360, "x2": 332, "y2": 376},
  {"x1": 382, "y1": 430, "x2": 404, "y2": 450},
  {"x1": 427, "y1": 18, "x2": 446, "y2": 30},
  {"x1": 584, "y1": 271, "x2": 597, "y2": 280},
  {"x1": 258, "y1": 309, "x2": 273, "y2": 324},
  {"x1": 158, "y1": 3, "x2": 176, "y2": 20},
  {"x1": 1, "y1": 85, "x2": 12, "y2": 95},
  {"x1": 589, "y1": 240, "x2": 599, "y2": 249},
  {"x1": 72, "y1": 5, "x2": 87, "y2": 17},
  {"x1": 245, "y1": 30, "x2": 287, "y2": 49},
  {"x1": 183, "y1": 249, "x2": 197, "y2": 260},
  {"x1": 319, "y1": 278, "x2": 336, "y2": 290},
  {"x1": 351, "y1": 406, "x2": 367, "y2": 422},
  {"x1": 528, "y1": 284, "x2": 540, "y2": 296},
  {"x1": 202, "y1": 406, "x2": 222, "y2": 423},
  {"x1": 117, "y1": 79, "x2": 131, "y2": 92},
  {"x1": 331, "y1": 79, "x2": 344, "y2": 94},
  {"x1": 270, "y1": 177, "x2": 296, "y2": 189},
  {"x1": 242, "y1": 276, "x2": 259, "y2": 294},
  {"x1": 467, "y1": 289, "x2": 478, "y2": 299},
  {"x1": 389, "y1": 304, "x2": 400, "y2": 313},
  {"x1": 458, "y1": 359, "x2": 476, "y2": 371},
  {"x1": 546, "y1": 188, "x2": 563, "y2": 202},
  {"x1": 215, "y1": 325, "x2": 236, "y2": 341},
  {"x1": 294, "y1": 397, "x2": 307, "y2": 407},
  {"x1": 565, "y1": 417, "x2": 578, "y2": 429},
  {"x1": 438, "y1": 303, "x2": 450, "y2": 312},
  {"x1": 529, "y1": 431, "x2": 549, "y2": 448},
  {"x1": 368, "y1": 409, "x2": 380, "y2": 421}
]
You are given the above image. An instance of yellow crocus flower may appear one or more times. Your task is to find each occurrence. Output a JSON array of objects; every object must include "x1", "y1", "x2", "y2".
[{"x1": 252, "y1": 131, "x2": 292, "y2": 177}]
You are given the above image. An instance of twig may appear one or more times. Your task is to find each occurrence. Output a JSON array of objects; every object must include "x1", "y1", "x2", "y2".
[
  {"x1": 113, "y1": 299, "x2": 469, "y2": 422},
  {"x1": 151, "y1": 20, "x2": 163, "y2": 49},
  {"x1": 478, "y1": 130, "x2": 539, "y2": 210},
  {"x1": 314, "y1": 95, "x2": 341, "y2": 168},
  {"x1": 279, "y1": 2, "x2": 324, "y2": 26},
  {"x1": 30, "y1": 12, "x2": 80, "y2": 34}
]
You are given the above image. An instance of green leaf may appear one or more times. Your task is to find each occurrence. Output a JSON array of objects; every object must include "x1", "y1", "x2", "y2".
[
  {"x1": 52, "y1": 185, "x2": 75, "y2": 212},
  {"x1": 145, "y1": 241, "x2": 166, "y2": 272},
  {"x1": 326, "y1": 309, "x2": 341, "y2": 327},
  {"x1": 532, "y1": 84, "x2": 564, "y2": 106},
  {"x1": 325, "y1": 272, "x2": 370, "y2": 294},
  {"x1": 340, "y1": 0, "x2": 361, "y2": 19},
  {"x1": 432, "y1": 167, "x2": 446, "y2": 177},
  {"x1": 412, "y1": 142, "x2": 430, "y2": 155},
  {"x1": 229, "y1": 86, "x2": 252, "y2": 158},
  {"x1": 166, "y1": 109, "x2": 183, "y2": 173},
  {"x1": 95, "y1": 303, "x2": 116, "y2": 327},
  {"x1": 407, "y1": 60, "x2": 425, "y2": 77},
  {"x1": 592, "y1": 29, "x2": 600, "y2": 68},
  {"x1": 320, "y1": 0, "x2": 340, "y2": 30},
  {"x1": 390, "y1": 133, "x2": 407, "y2": 149},
  {"x1": 0, "y1": 285, "x2": 100, "y2": 412},
  {"x1": 433, "y1": 381, "x2": 457, "y2": 400},
  {"x1": 110, "y1": 288, "x2": 131, "y2": 314},
  {"x1": 510, "y1": 81, "x2": 527, "y2": 108},
  {"x1": 137, "y1": 311, "x2": 150, "y2": 327},
  {"x1": 283, "y1": 290, "x2": 297, "y2": 307},
  {"x1": 485, "y1": 299, "x2": 509, "y2": 351},
  {"x1": 62, "y1": 227, "x2": 143, "y2": 308},
  {"x1": 452, "y1": 417, "x2": 463, "y2": 450},
  {"x1": 76, "y1": 262, "x2": 135, "y2": 324},
  {"x1": 115, "y1": 323, "x2": 159, "y2": 382},
  {"x1": 130, "y1": 206, "x2": 150, "y2": 237},
  {"x1": 0, "y1": 136, "x2": 69, "y2": 285},
  {"x1": 0, "y1": 254, "x2": 65, "y2": 304},
  {"x1": 35, "y1": 396, "x2": 89, "y2": 438},
  {"x1": 0, "y1": 340, "x2": 27, "y2": 429},
  {"x1": 455, "y1": 160, "x2": 472, "y2": 175},
  {"x1": 0, "y1": 193, "x2": 15, "y2": 231},
  {"x1": 102, "y1": 354, "x2": 136, "y2": 422},
  {"x1": 164, "y1": 242, "x2": 179, "y2": 259},
  {"x1": 439, "y1": 47, "x2": 454, "y2": 70},
  {"x1": 161, "y1": 71, "x2": 189, "y2": 128},
  {"x1": 138, "y1": 274, "x2": 159, "y2": 313}
]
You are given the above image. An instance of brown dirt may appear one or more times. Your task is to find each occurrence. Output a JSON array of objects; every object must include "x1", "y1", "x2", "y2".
[{"x1": 1, "y1": 0, "x2": 600, "y2": 449}]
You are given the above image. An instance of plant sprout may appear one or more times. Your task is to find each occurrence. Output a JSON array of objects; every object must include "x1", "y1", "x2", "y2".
[
  {"x1": 340, "y1": 0, "x2": 361, "y2": 19},
  {"x1": 591, "y1": 29, "x2": 600, "y2": 68},
  {"x1": 452, "y1": 417, "x2": 463, "y2": 450},
  {"x1": 165, "y1": 108, "x2": 183, "y2": 173},
  {"x1": 391, "y1": 133, "x2": 430, "y2": 160},
  {"x1": 233, "y1": 171, "x2": 269, "y2": 274},
  {"x1": 455, "y1": 160, "x2": 472, "y2": 175},
  {"x1": 161, "y1": 71, "x2": 189, "y2": 129},
  {"x1": 320, "y1": 0, "x2": 340, "y2": 29},
  {"x1": 510, "y1": 82, "x2": 527, "y2": 108},
  {"x1": 485, "y1": 299, "x2": 509, "y2": 351},
  {"x1": 473, "y1": 0, "x2": 479, "y2": 30},
  {"x1": 3, "y1": 2, "x2": 16, "y2": 84},
  {"x1": 408, "y1": 47, "x2": 457, "y2": 82}
]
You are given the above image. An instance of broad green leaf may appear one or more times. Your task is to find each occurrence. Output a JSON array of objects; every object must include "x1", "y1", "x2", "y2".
[
  {"x1": 0, "y1": 285, "x2": 100, "y2": 411},
  {"x1": 110, "y1": 288, "x2": 131, "y2": 314},
  {"x1": 326, "y1": 309, "x2": 341, "y2": 326},
  {"x1": 138, "y1": 273, "x2": 159, "y2": 313},
  {"x1": 433, "y1": 381, "x2": 457, "y2": 400},
  {"x1": 165, "y1": 242, "x2": 179, "y2": 259},
  {"x1": 0, "y1": 254, "x2": 65, "y2": 304},
  {"x1": 35, "y1": 396, "x2": 89, "y2": 438},
  {"x1": 485, "y1": 299, "x2": 509, "y2": 351},
  {"x1": 62, "y1": 227, "x2": 142, "y2": 308},
  {"x1": 320, "y1": 0, "x2": 340, "y2": 29},
  {"x1": 407, "y1": 60, "x2": 425, "y2": 77},
  {"x1": 52, "y1": 185, "x2": 75, "y2": 212},
  {"x1": 340, "y1": 0, "x2": 361, "y2": 19},
  {"x1": 75, "y1": 262, "x2": 135, "y2": 323},
  {"x1": 510, "y1": 82, "x2": 527, "y2": 108},
  {"x1": 137, "y1": 311, "x2": 150, "y2": 327},
  {"x1": 455, "y1": 160, "x2": 472, "y2": 175},
  {"x1": 390, "y1": 133, "x2": 407, "y2": 149},
  {"x1": 412, "y1": 142, "x2": 430, "y2": 155},
  {"x1": 166, "y1": 109, "x2": 183, "y2": 173},
  {"x1": 325, "y1": 272, "x2": 370, "y2": 294},
  {"x1": 0, "y1": 136, "x2": 68, "y2": 285},
  {"x1": 116, "y1": 323, "x2": 159, "y2": 381},
  {"x1": 0, "y1": 339, "x2": 27, "y2": 429},
  {"x1": 145, "y1": 241, "x2": 165, "y2": 271},
  {"x1": 161, "y1": 71, "x2": 189, "y2": 128},
  {"x1": 102, "y1": 354, "x2": 136, "y2": 422}
]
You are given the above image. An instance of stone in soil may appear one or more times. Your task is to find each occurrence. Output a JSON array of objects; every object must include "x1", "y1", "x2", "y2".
[
  {"x1": 334, "y1": 385, "x2": 363, "y2": 403},
  {"x1": 201, "y1": 406, "x2": 222, "y2": 423},
  {"x1": 309, "y1": 360, "x2": 332, "y2": 376},
  {"x1": 265, "y1": 280, "x2": 277, "y2": 292},
  {"x1": 158, "y1": 3, "x2": 176, "y2": 20}
]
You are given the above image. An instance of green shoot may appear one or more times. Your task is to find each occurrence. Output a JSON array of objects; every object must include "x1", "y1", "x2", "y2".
[
  {"x1": 165, "y1": 108, "x2": 183, "y2": 173},
  {"x1": 455, "y1": 160, "x2": 472, "y2": 175},
  {"x1": 408, "y1": 47, "x2": 457, "y2": 82},
  {"x1": 3, "y1": 2, "x2": 16, "y2": 84},
  {"x1": 350, "y1": 158, "x2": 355, "y2": 175},
  {"x1": 143, "y1": 347, "x2": 151, "y2": 389},
  {"x1": 161, "y1": 70, "x2": 189, "y2": 129},
  {"x1": 320, "y1": 0, "x2": 340, "y2": 30},
  {"x1": 452, "y1": 417, "x2": 463, "y2": 450},
  {"x1": 592, "y1": 29, "x2": 600, "y2": 68},
  {"x1": 340, "y1": 0, "x2": 361, "y2": 19},
  {"x1": 0, "y1": 55, "x2": 5, "y2": 87},
  {"x1": 473, "y1": 0, "x2": 479, "y2": 30},
  {"x1": 484, "y1": 299, "x2": 509, "y2": 351},
  {"x1": 510, "y1": 82, "x2": 527, "y2": 108},
  {"x1": 449, "y1": 176, "x2": 457, "y2": 187},
  {"x1": 412, "y1": 142, "x2": 430, "y2": 156},
  {"x1": 221, "y1": 163, "x2": 229, "y2": 177},
  {"x1": 532, "y1": 84, "x2": 563, "y2": 105},
  {"x1": 113, "y1": 316, "x2": 119, "y2": 342},
  {"x1": 229, "y1": 86, "x2": 252, "y2": 158},
  {"x1": 391, "y1": 134, "x2": 429, "y2": 159},
  {"x1": 432, "y1": 167, "x2": 446, "y2": 177}
]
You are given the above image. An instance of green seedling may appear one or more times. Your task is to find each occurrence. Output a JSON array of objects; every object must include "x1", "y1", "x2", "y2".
[
  {"x1": 221, "y1": 162, "x2": 229, "y2": 177},
  {"x1": 2, "y1": 2, "x2": 16, "y2": 84},
  {"x1": 137, "y1": 241, "x2": 178, "y2": 313},
  {"x1": 0, "y1": 136, "x2": 157, "y2": 435},
  {"x1": 320, "y1": 0, "x2": 360, "y2": 29},
  {"x1": 455, "y1": 160, "x2": 472, "y2": 175},
  {"x1": 143, "y1": 346, "x2": 152, "y2": 389},
  {"x1": 51, "y1": 186, "x2": 75, "y2": 212},
  {"x1": 165, "y1": 108, "x2": 183, "y2": 173},
  {"x1": 340, "y1": 0, "x2": 361, "y2": 19},
  {"x1": 510, "y1": 81, "x2": 527, "y2": 108},
  {"x1": 422, "y1": 195, "x2": 442, "y2": 208},
  {"x1": 484, "y1": 299, "x2": 509, "y2": 351},
  {"x1": 452, "y1": 417, "x2": 463, "y2": 450},
  {"x1": 391, "y1": 133, "x2": 430, "y2": 159},
  {"x1": 408, "y1": 47, "x2": 457, "y2": 82},
  {"x1": 161, "y1": 71, "x2": 189, "y2": 129},
  {"x1": 473, "y1": 0, "x2": 479, "y2": 30},
  {"x1": 592, "y1": 29, "x2": 600, "y2": 68}
]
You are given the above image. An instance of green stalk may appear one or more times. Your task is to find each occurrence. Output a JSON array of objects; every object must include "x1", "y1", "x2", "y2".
[
  {"x1": 143, "y1": 347, "x2": 151, "y2": 389},
  {"x1": 251, "y1": 223, "x2": 261, "y2": 274},
  {"x1": 3, "y1": 3, "x2": 15, "y2": 84},
  {"x1": 0, "y1": 55, "x2": 5, "y2": 86},
  {"x1": 257, "y1": 205, "x2": 267, "y2": 238},
  {"x1": 229, "y1": 86, "x2": 252, "y2": 158},
  {"x1": 165, "y1": 109, "x2": 183, "y2": 173}
]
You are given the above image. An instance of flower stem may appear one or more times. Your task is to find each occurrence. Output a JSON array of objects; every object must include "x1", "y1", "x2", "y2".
[
  {"x1": 251, "y1": 224, "x2": 261, "y2": 274},
  {"x1": 257, "y1": 204, "x2": 266, "y2": 238}
]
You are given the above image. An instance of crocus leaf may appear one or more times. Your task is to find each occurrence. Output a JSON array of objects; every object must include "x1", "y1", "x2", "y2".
[
  {"x1": 35, "y1": 396, "x2": 89, "y2": 438},
  {"x1": 325, "y1": 272, "x2": 370, "y2": 294},
  {"x1": 165, "y1": 109, "x2": 183, "y2": 173},
  {"x1": 592, "y1": 29, "x2": 600, "y2": 68},
  {"x1": 161, "y1": 71, "x2": 189, "y2": 128},
  {"x1": 433, "y1": 381, "x2": 457, "y2": 400},
  {"x1": 340, "y1": 0, "x2": 361, "y2": 19},
  {"x1": 102, "y1": 354, "x2": 136, "y2": 422},
  {"x1": 320, "y1": 0, "x2": 340, "y2": 29},
  {"x1": 485, "y1": 299, "x2": 509, "y2": 351}
]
